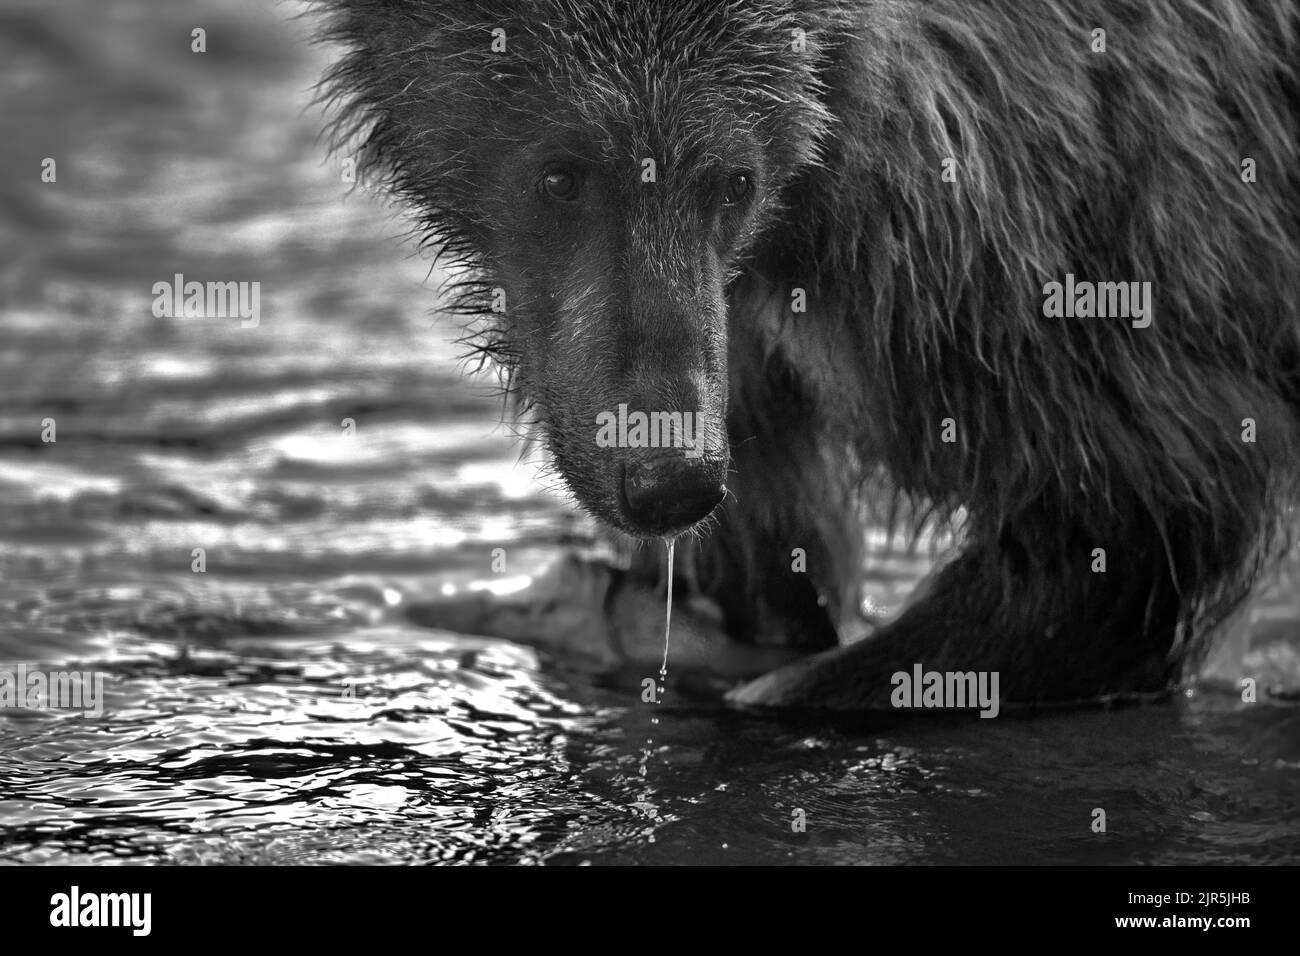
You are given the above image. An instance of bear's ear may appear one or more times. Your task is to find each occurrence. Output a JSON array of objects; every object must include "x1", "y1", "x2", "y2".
[
  {"x1": 316, "y1": 0, "x2": 438, "y2": 11},
  {"x1": 313, "y1": 0, "x2": 516, "y2": 260},
  {"x1": 314, "y1": 0, "x2": 523, "y2": 160}
]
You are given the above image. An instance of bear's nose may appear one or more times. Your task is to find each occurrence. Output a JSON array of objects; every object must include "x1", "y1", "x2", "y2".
[{"x1": 621, "y1": 455, "x2": 726, "y2": 535}]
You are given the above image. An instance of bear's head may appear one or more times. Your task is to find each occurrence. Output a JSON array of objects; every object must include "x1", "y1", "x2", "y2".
[{"x1": 320, "y1": 0, "x2": 837, "y2": 536}]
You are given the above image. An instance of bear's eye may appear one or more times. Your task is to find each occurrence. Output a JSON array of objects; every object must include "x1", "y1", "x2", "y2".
[
  {"x1": 722, "y1": 172, "x2": 753, "y2": 207},
  {"x1": 540, "y1": 167, "x2": 580, "y2": 201}
]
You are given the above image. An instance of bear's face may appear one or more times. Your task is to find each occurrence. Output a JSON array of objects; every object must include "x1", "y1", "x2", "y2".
[
  {"x1": 321, "y1": 0, "x2": 837, "y2": 536},
  {"x1": 479, "y1": 107, "x2": 777, "y2": 537}
]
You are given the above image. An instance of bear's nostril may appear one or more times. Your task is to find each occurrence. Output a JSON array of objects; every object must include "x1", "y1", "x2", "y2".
[{"x1": 621, "y1": 457, "x2": 726, "y2": 535}]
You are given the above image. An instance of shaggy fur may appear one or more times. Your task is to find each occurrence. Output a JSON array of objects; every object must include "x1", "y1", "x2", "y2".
[{"x1": 316, "y1": 0, "x2": 1300, "y2": 709}]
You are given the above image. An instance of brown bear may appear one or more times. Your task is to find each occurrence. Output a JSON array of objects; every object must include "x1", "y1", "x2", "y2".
[{"x1": 316, "y1": 0, "x2": 1300, "y2": 710}]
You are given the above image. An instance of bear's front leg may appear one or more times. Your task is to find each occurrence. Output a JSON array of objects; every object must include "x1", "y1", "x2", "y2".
[{"x1": 728, "y1": 535, "x2": 1187, "y2": 712}]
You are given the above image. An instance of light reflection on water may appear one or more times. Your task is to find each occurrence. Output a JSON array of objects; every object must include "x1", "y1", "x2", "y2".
[{"x1": 0, "y1": 0, "x2": 1296, "y2": 865}]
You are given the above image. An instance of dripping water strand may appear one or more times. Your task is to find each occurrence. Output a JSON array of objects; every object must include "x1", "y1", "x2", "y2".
[
  {"x1": 636, "y1": 537, "x2": 675, "y2": 833},
  {"x1": 661, "y1": 535, "x2": 674, "y2": 682}
]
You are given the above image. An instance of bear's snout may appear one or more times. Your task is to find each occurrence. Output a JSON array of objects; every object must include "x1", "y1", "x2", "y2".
[{"x1": 620, "y1": 452, "x2": 726, "y2": 536}]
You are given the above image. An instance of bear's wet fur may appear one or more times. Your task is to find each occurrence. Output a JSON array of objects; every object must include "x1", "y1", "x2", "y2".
[{"x1": 317, "y1": 0, "x2": 1299, "y2": 709}]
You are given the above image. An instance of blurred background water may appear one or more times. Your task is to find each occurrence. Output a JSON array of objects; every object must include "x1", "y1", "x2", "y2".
[{"x1": 0, "y1": 0, "x2": 1295, "y2": 865}]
